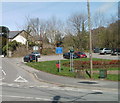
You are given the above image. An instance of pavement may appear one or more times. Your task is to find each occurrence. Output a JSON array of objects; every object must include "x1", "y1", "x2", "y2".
[{"x1": 36, "y1": 70, "x2": 118, "y2": 91}]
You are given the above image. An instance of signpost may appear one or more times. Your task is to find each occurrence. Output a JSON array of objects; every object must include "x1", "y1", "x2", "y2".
[
  {"x1": 33, "y1": 46, "x2": 39, "y2": 62},
  {"x1": 56, "y1": 47, "x2": 63, "y2": 72},
  {"x1": 33, "y1": 46, "x2": 39, "y2": 51},
  {"x1": 70, "y1": 49, "x2": 74, "y2": 72}
]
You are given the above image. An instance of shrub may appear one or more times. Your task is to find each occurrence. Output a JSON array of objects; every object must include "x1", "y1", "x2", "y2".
[
  {"x1": 63, "y1": 60, "x2": 119, "y2": 70},
  {"x1": 2, "y1": 40, "x2": 22, "y2": 55}
]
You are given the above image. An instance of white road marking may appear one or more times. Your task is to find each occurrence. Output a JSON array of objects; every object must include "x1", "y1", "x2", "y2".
[
  {"x1": 29, "y1": 86, "x2": 34, "y2": 88},
  {"x1": 1, "y1": 95, "x2": 52, "y2": 101},
  {"x1": 2, "y1": 70, "x2": 6, "y2": 76},
  {"x1": 14, "y1": 76, "x2": 28, "y2": 83},
  {"x1": 33, "y1": 73, "x2": 38, "y2": 79},
  {"x1": 0, "y1": 78, "x2": 4, "y2": 80},
  {"x1": 92, "y1": 90, "x2": 103, "y2": 92},
  {"x1": 37, "y1": 85, "x2": 49, "y2": 88},
  {"x1": 35, "y1": 97, "x2": 51, "y2": 101},
  {"x1": 0, "y1": 69, "x2": 6, "y2": 80},
  {"x1": 1, "y1": 83, "x2": 20, "y2": 87}
]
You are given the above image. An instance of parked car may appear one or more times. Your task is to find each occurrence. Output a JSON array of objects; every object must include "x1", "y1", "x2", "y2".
[
  {"x1": 93, "y1": 48, "x2": 100, "y2": 53},
  {"x1": 74, "y1": 51, "x2": 87, "y2": 58},
  {"x1": 23, "y1": 54, "x2": 37, "y2": 62},
  {"x1": 0, "y1": 55, "x2": 4, "y2": 58},
  {"x1": 99, "y1": 48, "x2": 112, "y2": 54},
  {"x1": 111, "y1": 48, "x2": 120, "y2": 55},
  {"x1": 63, "y1": 52, "x2": 79, "y2": 59},
  {"x1": 31, "y1": 52, "x2": 41, "y2": 58}
]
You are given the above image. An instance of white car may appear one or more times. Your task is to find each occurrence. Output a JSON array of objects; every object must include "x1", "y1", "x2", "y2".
[
  {"x1": 99, "y1": 48, "x2": 111, "y2": 54},
  {"x1": 31, "y1": 52, "x2": 41, "y2": 58},
  {"x1": 0, "y1": 55, "x2": 4, "y2": 58}
]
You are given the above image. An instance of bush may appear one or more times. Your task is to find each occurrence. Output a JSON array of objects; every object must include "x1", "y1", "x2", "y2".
[
  {"x1": 42, "y1": 48, "x2": 55, "y2": 55},
  {"x1": 8, "y1": 40, "x2": 22, "y2": 51},
  {"x1": 2, "y1": 40, "x2": 22, "y2": 55},
  {"x1": 63, "y1": 60, "x2": 120, "y2": 70},
  {"x1": 28, "y1": 41, "x2": 39, "y2": 47}
]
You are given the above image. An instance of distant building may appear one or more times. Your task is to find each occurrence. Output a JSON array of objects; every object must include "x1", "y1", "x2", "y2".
[{"x1": 8, "y1": 30, "x2": 33, "y2": 44}]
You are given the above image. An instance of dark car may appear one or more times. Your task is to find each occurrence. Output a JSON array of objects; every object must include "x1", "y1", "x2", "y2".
[
  {"x1": 93, "y1": 48, "x2": 100, "y2": 53},
  {"x1": 74, "y1": 51, "x2": 87, "y2": 58},
  {"x1": 23, "y1": 54, "x2": 37, "y2": 62},
  {"x1": 111, "y1": 48, "x2": 120, "y2": 55},
  {"x1": 63, "y1": 52, "x2": 79, "y2": 59}
]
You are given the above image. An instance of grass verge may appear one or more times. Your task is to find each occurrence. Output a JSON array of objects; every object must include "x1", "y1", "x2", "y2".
[{"x1": 26, "y1": 58, "x2": 119, "y2": 81}]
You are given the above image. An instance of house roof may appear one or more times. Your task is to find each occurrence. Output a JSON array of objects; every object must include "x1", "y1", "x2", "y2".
[
  {"x1": 8, "y1": 30, "x2": 28, "y2": 39},
  {"x1": 8, "y1": 31, "x2": 20, "y2": 39}
]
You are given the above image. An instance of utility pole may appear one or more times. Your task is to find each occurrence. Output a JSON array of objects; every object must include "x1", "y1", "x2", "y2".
[
  {"x1": 87, "y1": 0, "x2": 93, "y2": 78},
  {"x1": 40, "y1": 28, "x2": 43, "y2": 54},
  {"x1": 7, "y1": 30, "x2": 9, "y2": 57}
]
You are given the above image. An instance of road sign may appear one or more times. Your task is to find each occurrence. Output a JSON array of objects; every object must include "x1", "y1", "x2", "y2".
[
  {"x1": 70, "y1": 49, "x2": 74, "y2": 53},
  {"x1": 33, "y1": 46, "x2": 39, "y2": 51},
  {"x1": 56, "y1": 47, "x2": 63, "y2": 54}
]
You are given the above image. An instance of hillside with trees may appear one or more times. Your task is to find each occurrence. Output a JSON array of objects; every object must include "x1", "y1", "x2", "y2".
[{"x1": 92, "y1": 20, "x2": 119, "y2": 49}]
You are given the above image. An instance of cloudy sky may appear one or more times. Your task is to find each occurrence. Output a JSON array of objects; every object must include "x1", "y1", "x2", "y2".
[{"x1": 1, "y1": 1, "x2": 118, "y2": 31}]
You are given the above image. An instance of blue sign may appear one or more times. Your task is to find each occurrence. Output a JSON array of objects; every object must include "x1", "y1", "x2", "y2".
[{"x1": 56, "y1": 47, "x2": 63, "y2": 54}]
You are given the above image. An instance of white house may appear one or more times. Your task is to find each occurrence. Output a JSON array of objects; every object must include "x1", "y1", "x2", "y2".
[{"x1": 8, "y1": 30, "x2": 33, "y2": 44}]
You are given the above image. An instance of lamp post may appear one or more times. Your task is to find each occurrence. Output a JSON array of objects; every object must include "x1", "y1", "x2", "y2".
[
  {"x1": 87, "y1": 0, "x2": 93, "y2": 78},
  {"x1": 7, "y1": 30, "x2": 10, "y2": 57}
]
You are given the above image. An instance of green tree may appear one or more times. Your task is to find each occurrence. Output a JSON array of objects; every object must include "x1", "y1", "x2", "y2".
[
  {"x1": 3, "y1": 40, "x2": 22, "y2": 55},
  {"x1": 0, "y1": 26, "x2": 9, "y2": 38},
  {"x1": 0, "y1": 26, "x2": 10, "y2": 55}
]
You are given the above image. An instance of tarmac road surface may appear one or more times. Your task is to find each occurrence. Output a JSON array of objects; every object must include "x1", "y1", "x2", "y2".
[{"x1": 0, "y1": 55, "x2": 119, "y2": 101}]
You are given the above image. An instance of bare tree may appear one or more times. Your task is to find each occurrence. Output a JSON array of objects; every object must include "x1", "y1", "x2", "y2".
[
  {"x1": 45, "y1": 16, "x2": 64, "y2": 44},
  {"x1": 24, "y1": 17, "x2": 48, "y2": 53},
  {"x1": 66, "y1": 12, "x2": 87, "y2": 50},
  {"x1": 93, "y1": 11, "x2": 106, "y2": 28},
  {"x1": 23, "y1": 16, "x2": 32, "y2": 51}
]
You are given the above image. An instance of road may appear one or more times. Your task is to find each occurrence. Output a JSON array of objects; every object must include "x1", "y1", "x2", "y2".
[
  {"x1": 0, "y1": 54, "x2": 119, "y2": 102},
  {"x1": 86, "y1": 53, "x2": 120, "y2": 60}
]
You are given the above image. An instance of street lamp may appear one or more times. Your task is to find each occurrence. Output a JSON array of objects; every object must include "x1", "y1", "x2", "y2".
[{"x1": 87, "y1": 0, "x2": 93, "y2": 78}]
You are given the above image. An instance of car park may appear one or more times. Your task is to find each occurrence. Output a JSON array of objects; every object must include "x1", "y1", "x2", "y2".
[
  {"x1": 99, "y1": 48, "x2": 112, "y2": 54},
  {"x1": 74, "y1": 51, "x2": 87, "y2": 58},
  {"x1": 111, "y1": 48, "x2": 120, "y2": 55},
  {"x1": 63, "y1": 52, "x2": 79, "y2": 59},
  {"x1": 31, "y1": 52, "x2": 41, "y2": 58},
  {"x1": 23, "y1": 54, "x2": 38, "y2": 62}
]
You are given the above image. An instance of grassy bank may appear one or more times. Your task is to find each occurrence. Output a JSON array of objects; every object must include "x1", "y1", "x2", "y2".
[{"x1": 26, "y1": 58, "x2": 119, "y2": 81}]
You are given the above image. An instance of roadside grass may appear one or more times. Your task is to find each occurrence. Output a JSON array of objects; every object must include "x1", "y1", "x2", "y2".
[
  {"x1": 26, "y1": 60, "x2": 76, "y2": 77},
  {"x1": 89, "y1": 73, "x2": 120, "y2": 81},
  {"x1": 26, "y1": 58, "x2": 119, "y2": 81}
]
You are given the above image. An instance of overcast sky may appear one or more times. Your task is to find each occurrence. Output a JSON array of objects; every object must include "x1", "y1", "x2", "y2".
[{"x1": 1, "y1": 1, "x2": 118, "y2": 31}]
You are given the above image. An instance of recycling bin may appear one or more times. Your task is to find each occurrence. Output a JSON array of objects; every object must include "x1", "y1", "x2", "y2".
[{"x1": 99, "y1": 69, "x2": 107, "y2": 78}]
